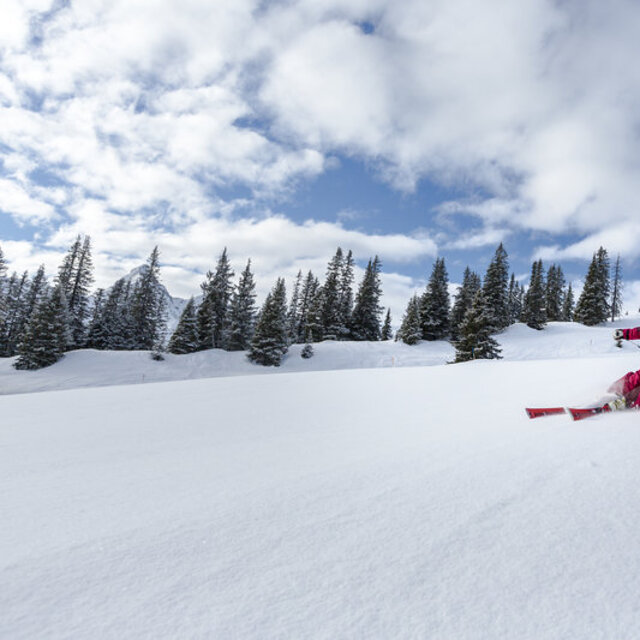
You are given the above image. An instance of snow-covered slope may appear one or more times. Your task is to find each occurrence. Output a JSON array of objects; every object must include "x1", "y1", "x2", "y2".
[
  {"x1": 3, "y1": 321, "x2": 640, "y2": 638},
  {"x1": 1, "y1": 320, "x2": 639, "y2": 396}
]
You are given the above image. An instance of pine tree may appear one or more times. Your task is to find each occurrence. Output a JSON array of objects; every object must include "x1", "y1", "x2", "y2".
[
  {"x1": 57, "y1": 235, "x2": 94, "y2": 348},
  {"x1": 248, "y1": 278, "x2": 288, "y2": 366},
  {"x1": 545, "y1": 264, "x2": 566, "y2": 322},
  {"x1": 450, "y1": 267, "x2": 481, "y2": 342},
  {"x1": 86, "y1": 278, "x2": 130, "y2": 349},
  {"x1": 0, "y1": 244, "x2": 7, "y2": 285},
  {"x1": 349, "y1": 256, "x2": 383, "y2": 341},
  {"x1": 454, "y1": 289, "x2": 502, "y2": 362},
  {"x1": 381, "y1": 308, "x2": 393, "y2": 341},
  {"x1": 610, "y1": 255, "x2": 623, "y2": 322},
  {"x1": 14, "y1": 286, "x2": 71, "y2": 370},
  {"x1": 506, "y1": 273, "x2": 523, "y2": 325},
  {"x1": 129, "y1": 247, "x2": 167, "y2": 350},
  {"x1": 338, "y1": 249, "x2": 355, "y2": 339},
  {"x1": 304, "y1": 285, "x2": 324, "y2": 343},
  {"x1": 420, "y1": 257, "x2": 450, "y2": 340},
  {"x1": 85, "y1": 288, "x2": 105, "y2": 348},
  {"x1": 22, "y1": 265, "x2": 48, "y2": 327},
  {"x1": 297, "y1": 271, "x2": 319, "y2": 343},
  {"x1": 168, "y1": 298, "x2": 199, "y2": 354},
  {"x1": 0, "y1": 271, "x2": 30, "y2": 357},
  {"x1": 226, "y1": 260, "x2": 257, "y2": 351},
  {"x1": 197, "y1": 248, "x2": 234, "y2": 350},
  {"x1": 0, "y1": 244, "x2": 7, "y2": 312},
  {"x1": 522, "y1": 259, "x2": 547, "y2": 330},
  {"x1": 574, "y1": 247, "x2": 611, "y2": 326},
  {"x1": 321, "y1": 247, "x2": 344, "y2": 340},
  {"x1": 482, "y1": 243, "x2": 509, "y2": 332},
  {"x1": 287, "y1": 270, "x2": 303, "y2": 344},
  {"x1": 397, "y1": 295, "x2": 422, "y2": 345},
  {"x1": 562, "y1": 283, "x2": 575, "y2": 321}
]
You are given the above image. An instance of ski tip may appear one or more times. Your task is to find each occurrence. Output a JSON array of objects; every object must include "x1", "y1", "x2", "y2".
[
  {"x1": 568, "y1": 405, "x2": 610, "y2": 421},
  {"x1": 525, "y1": 407, "x2": 566, "y2": 419}
]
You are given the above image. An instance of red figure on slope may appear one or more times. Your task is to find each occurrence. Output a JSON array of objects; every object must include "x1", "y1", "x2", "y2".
[{"x1": 609, "y1": 327, "x2": 640, "y2": 410}]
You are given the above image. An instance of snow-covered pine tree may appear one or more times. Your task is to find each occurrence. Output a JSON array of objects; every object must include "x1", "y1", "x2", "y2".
[
  {"x1": 574, "y1": 247, "x2": 611, "y2": 326},
  {"x1": 482, "y1": 243, "x2": 509, "y2": 332},
  {"x1": 522, "y1": 259, "x2": 547, "y2": 330},
  {"x1": 14, "y1": 285, "x2": 71, "y2": 370},
  {"x1": 0, "y1": 271, "x2": 29, "y2": 357},
  {"x1": 129, "y1": 247, "x2": 167, "y2": 350},
  {"x1": 0, "y1": 244, "x2": 7, "y2": 310},
  {"x1": 610, "y1": 254, "x2": 623, "y2": 322},
  {"x1": 86, "y1": 278, "x2": 129, "y2": 349},
  {"x1": 56, "y1": 235, "x2": 94, "y2": 349},
  {"x1": 381, "y1": 308, "x2": 393, "y2": 341},
  {"x1": 0, "y1": 247, "x2": 7, "y2": 336},
  {"x1": 450, "y1": 267, "x2": 481, "y2": 342},
  {"x1": 349, "y1": 256, "x2": 383, "y2": 341},
  {"x1": 304, "y1": 285, "x2": 324, "y2": 343},
  {"x1": 397, "y1": 295, "x2": 422, "y2": 345},
  {"x1": 197, "y1": 248, "x2": 234, "y2": 350},
  {"x1": 248, "y1": 278, "x2": 288, "y2": 366},
  {"x1": 0, "y1": 244, "x2": 7, "y2": 284},
  {"x1": 287, "y1": 270, "x2": 302, "y2": 344},
  {"x1": 506, "y1": 273, "x2": 523, "y2": 325},
  {"x1": 22, "y1": 265, "x2": 48, "y2": 328},
  {"x1": 321, "y1": 247, "x2": 344, "y2": 340},
  {"x1": 420, "y1": 257, "x2": 450, "y2": 340},
  {"x1": 296, "y1": 271, "x2": 319, "y2": 342},
  {"x1": 562, "y1": 283, "x2": 575, "y2": 321},
  {"x1": 84, "y1": 288, "x2": 105, "y2": 348},
  {"x1": 226, "y1": 260, "x2": 257, "y2": 351},
  {"x1": 545, "y1": 264, "x2": 566, "y2": 322},
  {"x1": 454, "y1": 289, "x2": 502, "y2": 362},
  {"x1": 56, "y1": 236, "x2": 81, "y2": 292},
  {"x1": 338, "y1": 249, "x2": 355, "y2": 339},
  {"x1": 168, "y1": 297, "x2": 199, "y2": 354}
]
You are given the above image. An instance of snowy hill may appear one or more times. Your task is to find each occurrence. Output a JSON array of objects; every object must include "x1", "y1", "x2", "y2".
[
  {"x1": 0, "y1": 320, "x2": 638, "y2": 395},
  {"x1": 3, "y1": 320, "x2": 640, "y2": 638}
]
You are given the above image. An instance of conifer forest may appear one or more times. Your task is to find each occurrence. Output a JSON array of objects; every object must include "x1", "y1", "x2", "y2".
[{"x1": 0, "y1": 238, "x2": 624, "y2": 370}]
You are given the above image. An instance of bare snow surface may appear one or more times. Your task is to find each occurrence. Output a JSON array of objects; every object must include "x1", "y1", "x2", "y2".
[{"x1": 3, "y1": 321, "x2": 640, "y2": 639}]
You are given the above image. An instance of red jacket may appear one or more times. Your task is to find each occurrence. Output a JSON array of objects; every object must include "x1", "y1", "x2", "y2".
[{"x1": 621, "y1": 327, "x2": 640, "y2": 341}]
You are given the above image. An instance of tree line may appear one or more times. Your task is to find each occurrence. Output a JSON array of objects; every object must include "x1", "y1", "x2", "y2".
[
  {"x1": 0, "y1": 238, "x2": 624, "y2": 370},
  {"x1": 0, "y1": 241, "x2": 387, "y2": 369},
  {"x1": 396, "y1": 244, "x2": 623, "y2": 362}
]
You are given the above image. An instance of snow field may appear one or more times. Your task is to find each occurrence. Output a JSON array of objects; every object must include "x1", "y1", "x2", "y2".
[
  {"x1": 0, "y1": 320, "x2": 637, "y2": 396},
  {"x1": 3, "y1": 348, "x2": 640, "y2": 638}
]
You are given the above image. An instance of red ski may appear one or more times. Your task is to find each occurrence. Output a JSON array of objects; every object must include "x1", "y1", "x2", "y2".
[
  {"x1": 525, "y1": 407, "x2": 566, "y2": 419},
  {"x1": 567, "y1": 405, "x2": 611, "y2": 421}
]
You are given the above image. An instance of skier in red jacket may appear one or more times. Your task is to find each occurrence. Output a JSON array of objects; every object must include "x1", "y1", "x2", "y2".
[{"x1": 609, "y1": 327, "x2": 640, "y2": 409}]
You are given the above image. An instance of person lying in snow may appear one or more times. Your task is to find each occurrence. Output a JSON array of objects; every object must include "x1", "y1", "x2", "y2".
[{"x1": 608, "y1": 327, "x2": 640, "y2": 410}]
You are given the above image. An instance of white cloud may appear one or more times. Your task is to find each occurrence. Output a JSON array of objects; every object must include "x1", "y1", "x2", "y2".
[
  {"x1": 2, "y1": 0, "x2": 640, "y2": 292},
  {"x1": 535, "y1": 222, "x2": 640, "y2": 262},
  {"x1": 0, "y1": 178, "x2": 57, "y2": 223}
]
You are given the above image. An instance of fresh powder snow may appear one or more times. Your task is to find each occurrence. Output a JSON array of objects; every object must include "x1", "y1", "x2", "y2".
[{"x1": 2, "y1": 320, "x2": 640, "y2": 638}]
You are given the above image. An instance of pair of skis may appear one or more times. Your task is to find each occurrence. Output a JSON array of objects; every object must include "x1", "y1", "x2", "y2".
[{"x1": 526, "y1": 405, "x2": 612, "y2": 422}]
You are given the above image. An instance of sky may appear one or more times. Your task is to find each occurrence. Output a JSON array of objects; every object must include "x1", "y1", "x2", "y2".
[{"x1": 2, "y1": 0, "x2": 640, "y2": 318}]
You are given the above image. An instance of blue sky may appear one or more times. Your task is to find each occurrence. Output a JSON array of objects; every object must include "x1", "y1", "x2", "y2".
[{"x1": 1, "y1": 0, "x2": 640, "y2": 317}]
